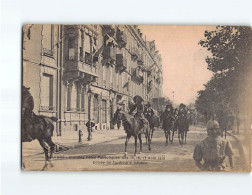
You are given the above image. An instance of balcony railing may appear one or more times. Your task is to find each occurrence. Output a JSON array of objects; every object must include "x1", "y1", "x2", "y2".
[
  {"x1": 65, "y1": 107, "x2": 85, "y2": 112},
  {"x1": 116, "y1": 29, "x2": 127, "y2": 48},
  {"x1": 40, "y1": 106, "x2": 55, "y2": 111},
  {"x1": 116, "y1": 54, "x2": 127, "y2": 72},
  {"x1": 131, "y1": 67, "x2": 144, "y2": 83},
  {"x1": 102, "y1": 25, "x2": 116, "y2": 37},
  {"x1": 131, "y1": 47, "x2": 139, "y2": 61},
  {"x1": 103, "y1": 46, "x2": 116, "y2": 61},
  {"x1": 147, "y1": 80, "x2": 153, "y2": 92},
  {"x1": 85, "y1": 52, "x2": 93, "y2": 65},
  {"x1": 42, "y1": 48, "x2": 54, "y2": 58}
]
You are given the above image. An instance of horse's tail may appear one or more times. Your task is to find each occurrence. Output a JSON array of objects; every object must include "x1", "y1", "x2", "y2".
[{"x1": 40, "y1": 116, "x2": 57, "y2": 137}]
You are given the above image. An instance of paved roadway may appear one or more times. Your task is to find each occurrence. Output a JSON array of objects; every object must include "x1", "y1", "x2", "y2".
[{"x1": 22, "y1": 125, "x2": 244, "y2": 172}]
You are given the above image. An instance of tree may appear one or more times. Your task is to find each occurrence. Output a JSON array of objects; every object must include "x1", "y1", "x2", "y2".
[{"x1": 196, "y1": 26, "x2": 252, "y2": 126}]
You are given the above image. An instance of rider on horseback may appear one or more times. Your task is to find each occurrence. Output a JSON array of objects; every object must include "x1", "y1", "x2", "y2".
[
  {"x1": 178, "y1": 103, "x2": 187, "y2": 119},
  {"x1": 162, "y1": 104, "x2": 175, "y2": 128},
  {"x1": 144, "y1": 102, "x2": 154, "y2": 118},
  {"x1": 129, "y1": 95, "x2": 148, "y2": 133},
  {"x1": 22, "y1": 86, "x2": 35, "y2": 141}
]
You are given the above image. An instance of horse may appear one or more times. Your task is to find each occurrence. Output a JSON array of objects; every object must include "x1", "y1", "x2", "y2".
[
  {"x1": 144, "y1": 113, "x2": 160, "y2": 142},
  {"x1": 111, "y1": 109, "x2": 151, "y2": 156},
  {"x1": 22, "y1": 115, "x2": 57, "y2": 170},
  {"x1": 177, "y1": 116, "x2": 189, "y2": 146},
  {"x1": 161, "y1": 112, "x2": 175, "y2": 146}
]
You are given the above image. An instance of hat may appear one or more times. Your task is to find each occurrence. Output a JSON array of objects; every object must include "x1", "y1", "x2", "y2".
[
  {"x1": 146, "y1": 102, "x2": 151, "y2": 107},
  {"x1": 179, "y1": 103, "x2": 186, "y2": 108},
  {"x1": 166, "y1": 104, "x2": 173, "y2": 109},
  {"x1": 133, "y1": 95, "x2": 144, "y2": 103},
  {"x1": 206, "y1": 120, "x2": 220, "y2": 130}
]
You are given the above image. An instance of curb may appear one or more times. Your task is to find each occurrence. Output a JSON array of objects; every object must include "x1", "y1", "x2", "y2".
[{"x1": 54, "y1": 135, "x2": 126, "y2": 154}]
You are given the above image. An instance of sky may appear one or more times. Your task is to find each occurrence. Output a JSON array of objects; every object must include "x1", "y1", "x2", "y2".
[{"x1": 139, "y1": 25, "x2": 215, "y2": 105}]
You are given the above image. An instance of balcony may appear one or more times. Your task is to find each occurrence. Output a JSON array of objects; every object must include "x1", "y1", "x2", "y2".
[
  {"x1": 147, "y1": 80, "x2": 153, "y2": 92},
  {"x1": 116, "y1": 54, "x2": 127, "y2": 73},
  {"x1": 103, "y1": 46, "x2": 116, "y2": 61},
  {"x1": 116, "y1": 29, "x2": 127, "y2": 48},
  {"x1": 137, "y1": 54, "x2": 144, "y2": 65},
  {"x1": 131, "y1": 47, "x2": 139, "y2": 61},
  {"x1": 102, "y1": 46, "x2": 116, "y2": 67},
  {"x1": 85, "y1": 52, "x2": 93, "y2": 65},
  {"x1": 42, "y1": 48, "x2": 54, "y2": 58},
  {"x1": 102, "y1": 25, "x2": 116, "y2": 37},
  {"x1": 131, "y1": 67, "x2": 144, "y2": 84}
]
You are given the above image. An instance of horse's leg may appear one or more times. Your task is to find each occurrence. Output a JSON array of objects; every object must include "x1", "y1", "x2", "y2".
[
  {"x1": 139, "y1": 134, "x2": 142, "y2": 154},
  {"x1": 125, "y1": 134, "x2": 131, "y2": 156},
  {"x1": 148, "y1": 128, "x2": 151, "y2": 151},
  {"x1": 169, "y1": 129, "x2": 172, "y2": 142},
  {"x1": 38, "y1": 138, "x2": 49, "y2": 170},
  {"x1": 178, "y1": 130, "x2": 181, "y2": 145},
  {"x1": 45, "y1": 137, "x2": 56, "y2": 160},
  {"x1": 165, "y1": 130, "x2": 168, "y2": 146},
  {"x1": 134, "y1": 135, "x2": 137, "y2": 156},
  {"x1": 181, "y1": 131, "x2": 184, "y2": 145},
  {"x1": 151, "y1": 127, "x2": 154, "y2": 140},
  {"x1": 171, "y1": 129, "x2": 175, "y2": 143}
]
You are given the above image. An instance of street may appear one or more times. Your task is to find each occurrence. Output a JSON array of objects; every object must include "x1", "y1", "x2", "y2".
[{"x1": 22, "y1": 125, "x2": 245, "y2": 172}]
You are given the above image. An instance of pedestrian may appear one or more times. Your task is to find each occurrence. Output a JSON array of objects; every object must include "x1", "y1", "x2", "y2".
[
  {"x1": 193, "y1": 119, "x2": 234, "y2": 171},
  {"x1": 86, "y1": 119, "x2": 95, "y2": 141}
]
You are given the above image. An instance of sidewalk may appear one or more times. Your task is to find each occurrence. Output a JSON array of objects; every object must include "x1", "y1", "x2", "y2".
[
  {"x1": 227, "y1": 128, "x2": 251, "y2": 171},
  {"x1": 22, "y1": 129, "x2": 126, "y2": 157}
]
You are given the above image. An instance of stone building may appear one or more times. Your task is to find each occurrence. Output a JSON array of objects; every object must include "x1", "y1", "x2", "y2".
[{"x1": 22, "y1": 24, "x2": 163, "y2": 135}]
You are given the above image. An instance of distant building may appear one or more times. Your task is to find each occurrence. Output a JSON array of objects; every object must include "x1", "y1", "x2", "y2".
[{"x1": 22, "y1": 25, "x2": 163, "y2": 135}]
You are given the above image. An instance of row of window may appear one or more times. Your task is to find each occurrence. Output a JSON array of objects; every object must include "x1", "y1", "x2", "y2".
[{"x1": 40, "y1": 73, "x2": 108, "y2": 123}]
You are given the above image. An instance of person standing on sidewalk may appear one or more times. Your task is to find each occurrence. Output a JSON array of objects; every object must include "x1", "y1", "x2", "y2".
[
  {"x1": 193, "y1": 119, "x2": 234, "y2": 171},
  {"x1": 86, "y1": 119, "x2": 95, "y2": 141}
]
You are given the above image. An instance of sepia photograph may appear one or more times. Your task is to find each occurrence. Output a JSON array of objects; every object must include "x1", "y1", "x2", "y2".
[{"x1": 21, "y1": 24, "x2": 251, "y2": 172}]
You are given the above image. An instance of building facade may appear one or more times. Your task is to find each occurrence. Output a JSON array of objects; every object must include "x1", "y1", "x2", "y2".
[{"x1": 22, "y1": 25, "x2": 163, "y2": 135}]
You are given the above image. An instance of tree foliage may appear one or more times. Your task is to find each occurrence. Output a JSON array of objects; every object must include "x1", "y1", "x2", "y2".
[{"x1": 195, "y1": 26, "x2": 252, "y2": 120}]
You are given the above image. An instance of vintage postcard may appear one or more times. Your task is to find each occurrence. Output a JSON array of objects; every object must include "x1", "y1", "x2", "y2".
[{"x1": 22, "y1": 25, "x2": 251, "y2": 172}]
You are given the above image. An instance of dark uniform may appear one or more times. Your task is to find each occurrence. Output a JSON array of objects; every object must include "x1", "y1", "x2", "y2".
[
  {"x1": 144, "y1": 102, "x2": 154, "y2": 118},
  {"x1": 178, "y1": 104, "x2": 187, "y2": 119},
  {"x1": 162, "y1": 105, "x2": 175, "y2": 129},
  {"x1": 178, "y1": 103, "x2": 189, "y2": 131},
  {"x1": 173, "y1": 109, "x2": 179, "y2": 131},
  {"x1": 22, "y1": 86, "x2": 34, "y2": 141},
  {"x1": 193, "y1": 120, "x2": 234, "y2": 171},
  {"x1": 129, "y1": 96, "x2": 148, "y2": 132}
]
